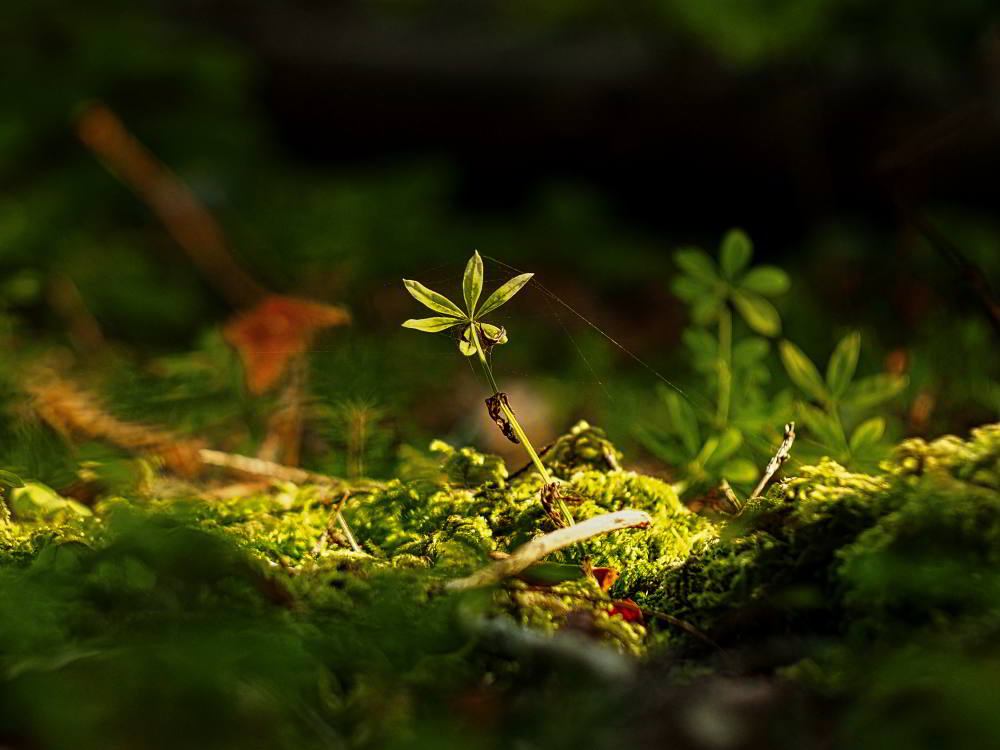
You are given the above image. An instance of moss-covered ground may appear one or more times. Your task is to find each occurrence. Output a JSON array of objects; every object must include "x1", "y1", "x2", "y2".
[{"x1": 1, "y1": 421, "x2": 999, "y2": 749}]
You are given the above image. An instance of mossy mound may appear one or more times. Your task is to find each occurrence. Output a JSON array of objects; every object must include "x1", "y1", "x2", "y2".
[{"x1": 1, "y1": 422, "x2": 998, "y2": 749}]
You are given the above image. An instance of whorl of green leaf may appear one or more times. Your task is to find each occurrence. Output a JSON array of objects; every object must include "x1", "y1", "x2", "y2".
[
  {"x1": 843, "y1": 374, "x2": 907, "y2": 410},
  {"x1": 477, "y1": 273, "x2": 534, "y2": 318},
  {"x1": 780, "y1": 340, "x2": 829, "y2": 403},
  {"x1": 740, "y1": 266, "x2": 790, "y2": 295},
  {"x1": 401, "y1": 317, "x2": 465, "y2": 333},
  {"x1": 720, "y1": 229, "x2": 752, "y2": 279},
  {"x1": 732, "y1": 290, "x2": 781, "y2": 336},
  {"x1": 826, "y1": 332, "x2": 861, "y2": 398},
  {"x1": 463, "y1": 251, "x2": 484, "y2": 315},
  {"x1": 674, "y1": 248, "x2": 718, "y2": 285},
  {"x1": 850, "y1": 417, "x2": 886, "y2": 455},
  {"x1": 402, "y1": 279, "x2": 466, "y2": 318}
]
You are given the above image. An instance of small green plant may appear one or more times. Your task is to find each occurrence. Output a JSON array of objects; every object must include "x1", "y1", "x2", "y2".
[
  {"x1": 649, "y1": 229, "x2": 911, "y2": 489},
  {"x1": 402, "y1": 251, "x2": 575, "y2": 526},
  {"x1": 779, "y1": 333, "x2": 907, "y2": 467},
  {"x1": 643, "y1": 230, "x2": 791, "y2": 496}
]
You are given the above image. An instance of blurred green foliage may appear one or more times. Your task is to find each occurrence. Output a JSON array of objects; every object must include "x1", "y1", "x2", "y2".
[
  {"x1": 2, "y1": 419, "x2": 999, "y2": 749},
  {"x1": 1, "y1": 3, "x2": 999, "y2": 746}
]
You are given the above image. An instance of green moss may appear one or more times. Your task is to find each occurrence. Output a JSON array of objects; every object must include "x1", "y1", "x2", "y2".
[{"x1": 2, "y1": 421, "x2": 1000, "y2": 747}]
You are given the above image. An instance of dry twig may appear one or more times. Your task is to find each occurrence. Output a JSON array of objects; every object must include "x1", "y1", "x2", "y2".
[
  {"x1": 447, "y1": 509, "x2": 652, "y2": 591},
  {"x1": 77, "y1": 104, "x2": 266, "y2": 308},
  {"x1": 26, "y1": 373, "x2": 372, "y2": 545},
  {"x1": 750, "y1": 421, "x2": 796, "y2": 501}
]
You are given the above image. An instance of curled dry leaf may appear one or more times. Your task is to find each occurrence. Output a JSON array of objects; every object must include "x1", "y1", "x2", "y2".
[
  {"x1": 591, "y1": 567, "x2": 619, "y2": 592},
  {"x1": 540, "y1": 482, "x2": 571, "y2": 528},
  {"x1": 224, "y1": 295, "x2": 350, "y2": 394},
  {"x1": 609, "y1": 599, "x2": 644, "y2": 623},
  {"x1": 485, "y1": 392, "x2": 519, "y2": 444}
]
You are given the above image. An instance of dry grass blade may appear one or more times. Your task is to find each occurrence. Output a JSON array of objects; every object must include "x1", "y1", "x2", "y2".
[{"x1": 446, "y1": 509, "x2": 652, "y2": 591}]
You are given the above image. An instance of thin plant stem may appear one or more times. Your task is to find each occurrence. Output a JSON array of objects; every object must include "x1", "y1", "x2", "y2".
[
  {"x1": 717, "y1": 304, "x2": 732, "y2": 427},
  {"x1": 469, "y1": 325, "x2": 574, "y2": 526}
]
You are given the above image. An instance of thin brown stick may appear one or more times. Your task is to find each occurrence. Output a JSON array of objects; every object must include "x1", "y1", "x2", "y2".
[
  {"x1": 26, "y1": 374, "x2": 204, "y2": 477},
  {"x1": 197, "y1": 449, "x2": 329, "y2": 485},
  {"x1": 198, "y1": 447, "x2": 380, "y2": 490},
  {"x1": 718, "y1": 479, "x2": 742, "y2": 513},
  {"x1": 750, "y1": 421, "x2": 796, "y2": 501},
  {"x1": 313, "y1": 490, "x2": 362, "y2": 555},
  {"x1": 447, "y1": 510, "x2": 652, "y2": 591},
  {"x1": 77, "y1": 103, "x2": 267, "y2": 308}
]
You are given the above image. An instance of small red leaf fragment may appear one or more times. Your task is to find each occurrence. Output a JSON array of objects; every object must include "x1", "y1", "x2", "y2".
[
  {"x1": 591, "y1": 567, "x2": 619, "y2": 592},
  {"x1": 609, "y1": 599, "x2": 644, "y2": 623},
  {"x1": 224, "y1": 295, "x2": 350, "y2": 393}
]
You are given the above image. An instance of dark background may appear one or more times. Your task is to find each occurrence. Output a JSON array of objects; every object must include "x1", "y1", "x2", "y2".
[{"x1": 2, "y1": 0, "x2": 998, "y2": 473}]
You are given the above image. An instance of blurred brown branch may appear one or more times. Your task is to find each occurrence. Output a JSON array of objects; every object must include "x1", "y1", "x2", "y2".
[{"x1": 77, "y1": 103, "x2": 268, "y2": 308}]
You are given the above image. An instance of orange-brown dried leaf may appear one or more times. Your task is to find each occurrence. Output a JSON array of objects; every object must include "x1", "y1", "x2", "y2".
[
  {"x1": 609, "y1": 599, "x2": 644, "y2": 623},
  {"x1": 591, "y1": 567, "x2": 619, "y2": 592},
  {"x1": 224, "y1": 295, "x2": 350, "y2": 394}
]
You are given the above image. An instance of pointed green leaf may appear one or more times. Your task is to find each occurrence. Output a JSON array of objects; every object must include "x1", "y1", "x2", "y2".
[
  {"x1": 671, "y1": 274, "x2": 711, "y2": 302},
  {"x1": 842, "y1": 374, "x2": 907, "y2": 410},
  {"x1": 401, "y1": 317, "x2": 465, "y2": 333},
  {"x1": 403, "y1": 279, "x2": 465, "y2": 318},
  {"x1": 740, "y1": 266, "x2": 790, "y2": 296},
  {"x1": 519, "y1": 561, "x2": 587, "y2": 586},
  {"x1": 683, "y1": 328, "x2": 717, "y2": 373},
  {"x1": 674, "y1": 248, "x2": 719, "y2": 285},
  {"x1": 826, "y1": 332, "x2": 861, "y2": 398},
  {"x1": 636, "y1": 425, "x2": 690, "y2": 466},
  {"x1": 682, "y1": 328, "x2": 717, "y2": 357},
  {"x1": 463, "y1": 251, "x2": 484, "y2": 315},
  {"x1": 733, "y1": 337, "x2": 770, "y2": 367},
  {"x1": 721, "y1": 458, "x2": 759, "y2": 484},
  {"x1": 695, "y1": 435, "x2": 720, "y2": 466},
  {"x1": 796, "y1": 402, "x2": 846, "y2": 454},
  {"x1": 477, "y1": 273, "x2": 534, "y2": 318},
  {"x1": 850, "y1": 417, "x2": 885, "y2": 455},
  {"x1": 0, "y1": 469, "x2": 24, "y2": 489},
  {"x1": 691, "y1": 293, "x2": 725, "y2": 325},
  {"x1": 704, "y1": 427, "x2": 743, "y2": 469},
  {"x1": 780, "y1": 340, "x2": 829, "y2": 402},
  {"x1": 732, "y1": 290, "x2": 781, "y2": 336},
  {"x1": 662, "y1": 389, "x2": 700, "y2": 456},
  {"x1": 720, "y1": 229, "x2": 752, "y2": 279}
]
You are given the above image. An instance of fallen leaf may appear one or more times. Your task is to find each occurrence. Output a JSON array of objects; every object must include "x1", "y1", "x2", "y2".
[
  {"x1": 224, "y1": 295, "x2": 350, "y2": 393},
  {"x1": 609, "y1": 599, "x2": 644, "y2": 623},
  {"x1": 591, "y1": 567, "x2": 619, "y2": 592}
]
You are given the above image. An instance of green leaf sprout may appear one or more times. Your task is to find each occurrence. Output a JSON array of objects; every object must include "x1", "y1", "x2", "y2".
[
  {"x1": 402, "y1": 250, "x2": 533, "y2": 358},
  {"x1": 402, "y1": 252, "x2": 573, "y2": 527}
]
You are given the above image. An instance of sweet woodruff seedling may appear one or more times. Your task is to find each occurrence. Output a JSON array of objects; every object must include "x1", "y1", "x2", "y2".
[{"x1": 402, "y1": 252, "x2": 575, "y2": 527}]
